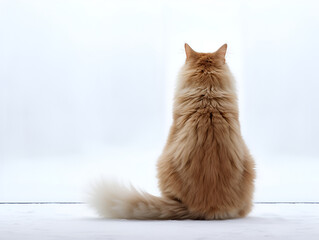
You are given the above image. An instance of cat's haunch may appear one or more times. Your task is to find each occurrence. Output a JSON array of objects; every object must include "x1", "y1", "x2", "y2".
[{"x1": 89, "y1": 44, "x2": 256, "y2": 220}]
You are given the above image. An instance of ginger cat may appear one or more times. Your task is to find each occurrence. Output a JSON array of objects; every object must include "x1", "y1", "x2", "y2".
[{"x1": 89, "y1": 44, "x2": 255, "y2": 220}]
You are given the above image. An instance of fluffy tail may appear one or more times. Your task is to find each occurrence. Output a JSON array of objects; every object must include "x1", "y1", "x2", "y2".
[{"x1": 88, "y1": 181, "x2": 191, "y2": 220}]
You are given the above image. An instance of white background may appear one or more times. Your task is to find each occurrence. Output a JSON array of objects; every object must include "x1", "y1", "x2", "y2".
[{"x1": 0, "y1": 0, "x2": 318, "y2": 202}]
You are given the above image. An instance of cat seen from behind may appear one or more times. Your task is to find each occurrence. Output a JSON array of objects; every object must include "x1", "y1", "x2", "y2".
[{"x1": 89, "y1": 43, "x2": 256, "y2": 220}]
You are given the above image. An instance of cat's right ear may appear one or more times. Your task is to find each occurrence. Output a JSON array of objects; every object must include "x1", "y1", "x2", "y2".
[
  {"x1": 185, "y1": 43, "x2": 196, "y2": 60},
  {"x1": 215, "y1": 44, "x2": 227, "y2": 63}
]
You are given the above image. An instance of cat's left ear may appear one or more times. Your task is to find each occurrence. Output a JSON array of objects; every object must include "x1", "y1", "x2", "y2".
[
  {"x1": 215, "y1": 44, "x2": 227, "y2": 63},
  {"x1": 185, "y1": 43, "x2": 197, "y2": 60}
]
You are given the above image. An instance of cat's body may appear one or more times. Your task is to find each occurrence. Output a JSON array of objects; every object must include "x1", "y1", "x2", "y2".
[{"x1": 89, "y1": 44, "x2": 255, "y2": 220}]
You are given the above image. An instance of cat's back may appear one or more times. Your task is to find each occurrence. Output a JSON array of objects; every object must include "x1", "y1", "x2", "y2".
[{"x1": 158, "y1": 104, "x2": 253, "y2": 218}]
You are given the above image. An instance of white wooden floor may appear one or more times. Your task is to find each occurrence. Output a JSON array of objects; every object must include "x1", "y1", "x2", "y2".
[{"x1": 0, "y1": 203, "x2": 318, "y2": 240}]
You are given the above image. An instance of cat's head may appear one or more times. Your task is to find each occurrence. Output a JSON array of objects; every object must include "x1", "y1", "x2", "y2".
[
  {"x1": 179, "y1": 43, "x2": 233, "y2": 90},
  {"x1": 185, "y1": 43, "x2": 227, "y2": 68}
]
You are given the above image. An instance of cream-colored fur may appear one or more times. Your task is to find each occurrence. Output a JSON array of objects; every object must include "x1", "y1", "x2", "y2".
[{"x1": 89, "y1": 44, "x2": 255, "y2": 220}]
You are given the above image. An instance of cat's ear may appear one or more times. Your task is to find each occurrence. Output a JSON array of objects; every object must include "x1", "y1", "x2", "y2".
[
  {"x1": 185, "y1": 43, "x2": 197, "y2": 60},
  {"x1": 215, "y1": 44, "x2": 227, "y2": 63}
]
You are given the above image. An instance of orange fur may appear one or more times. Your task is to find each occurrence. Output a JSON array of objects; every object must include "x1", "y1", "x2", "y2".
[{"x1": 89, "y1": 44, "x2": 255, "y2": 220}]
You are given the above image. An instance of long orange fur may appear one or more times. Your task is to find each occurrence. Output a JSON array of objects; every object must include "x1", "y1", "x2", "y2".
[{"x1": 89, "y1": 44, "x2": 255, "y2": 220}]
